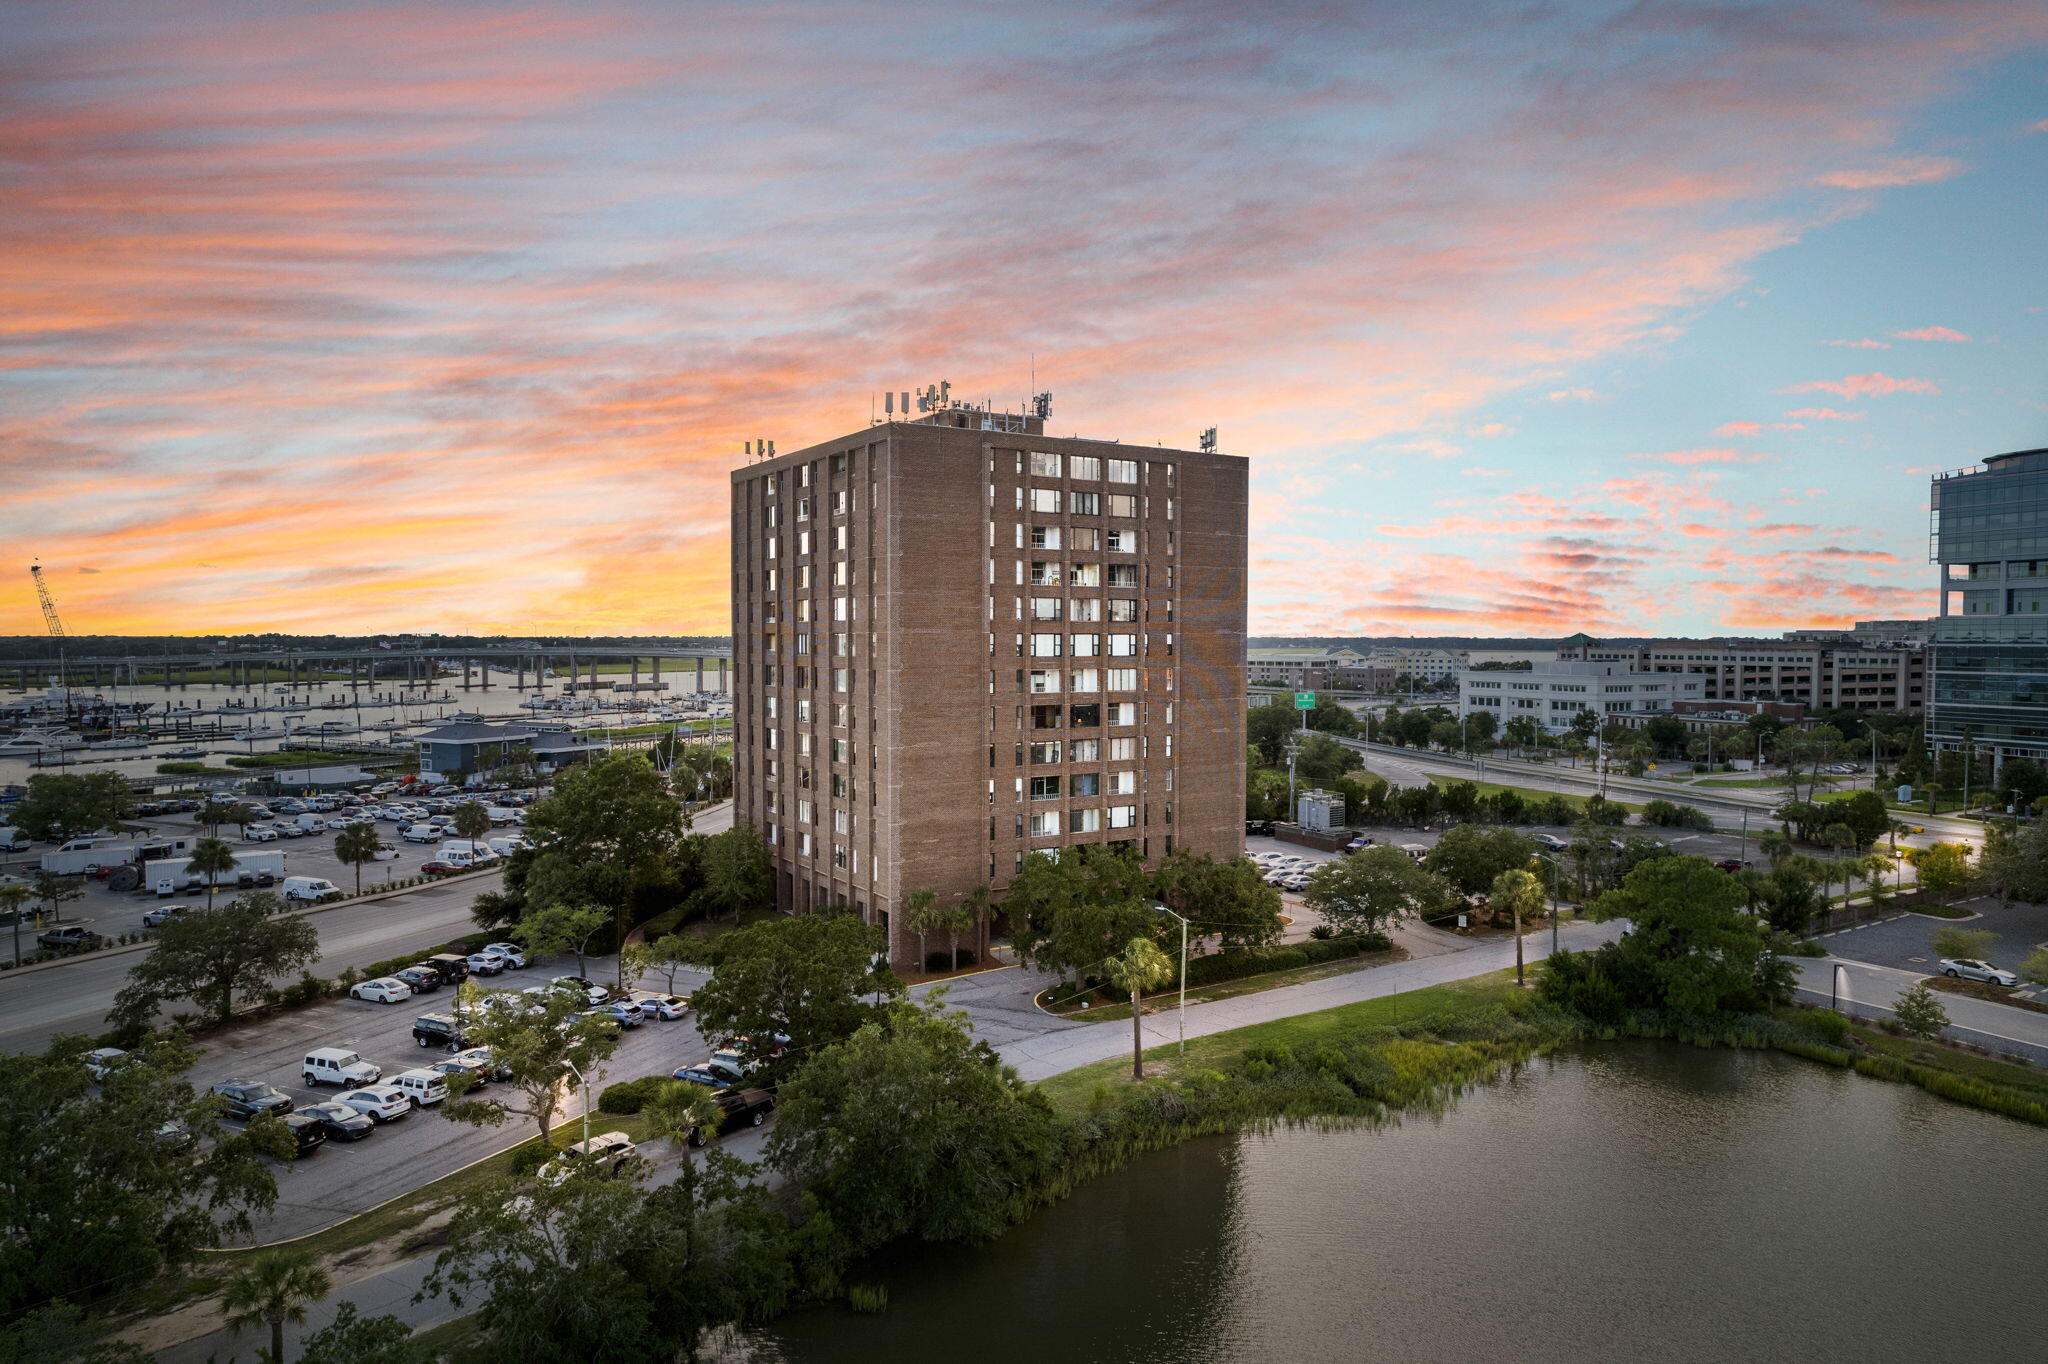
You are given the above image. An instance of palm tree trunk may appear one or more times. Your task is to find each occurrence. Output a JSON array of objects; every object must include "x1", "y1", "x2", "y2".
[
  {"x1": 271, "y1": 1313, "x2": 285, "y2": 1364},
  {"x1": 1129, "y1": 989, "x2": 1143, "y2": 1079}
]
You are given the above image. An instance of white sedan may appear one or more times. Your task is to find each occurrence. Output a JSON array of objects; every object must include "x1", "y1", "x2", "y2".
[
  {"x1": 334, "y1": 1085, "x2": 412, "y2": 1123},
  {"x1": 631, "y1": 991, "x2": 691, "y2": 1020},
  {"x1": 350, "y1": 977, "x2": 413, "y2": 1004},
  {"x1": 1940, "y1": 958, "x2": 2018, "y2": 987}
]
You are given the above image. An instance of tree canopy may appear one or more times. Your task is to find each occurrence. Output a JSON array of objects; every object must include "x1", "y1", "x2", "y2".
[
  {"x1": 108, "y1": 891, "x2": 319, "y2": 1033},
  {"x1": 687, "y1": 912, "x2": 900, "y2": 1079},
  {"x1": 8, "y1": 772, "x2": 134, "y2": 843},
  {"x1": 1302, "y1": 846, "x2": 1453, "y2": 933}
]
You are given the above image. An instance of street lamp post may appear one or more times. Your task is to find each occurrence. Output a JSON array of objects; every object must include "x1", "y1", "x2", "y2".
[
  {"x1": 563, "y1": 1059, "x2": 593, "y2": 1150},
  {"x1": 1152, "y1": 903, "x2": 1190, "y2": 1055},
  {"x1": 1532, "y1": 850, "x2": 1564, "y2": 954}
]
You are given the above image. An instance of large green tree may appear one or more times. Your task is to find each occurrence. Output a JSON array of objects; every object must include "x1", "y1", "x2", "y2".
[
  {"x1": 1004, "y1": 847, "x2": 1161, "y2": 981},
  {"x1": 8, "y1": 772, "x2": 134, "y2": 843},
  {"x1": 699, "y1": 822, "x2": 773, "y2": 921},
  {"x1": 109, "y1": 892, "x2": 319, "y2": 1032},
  {"x1": 1556, "y1": 855, "x2": 1794, "y2": 1019},
  {"x1": 0, "y1": 1034, "x2": 285, "y2": 1316},
  {"x1": 440, "y1": 983, "x2": 623, "y2": 1144},
  {"x1": 221, "y1": 1249, "x2": 332, "y2": 1364},
  {"x1": 1982, "y1": 817, "x2": 2048, "y2": 905},
  {"x1": 687, "y1": 913, "x2": 900, "y2": 1079},
  {"x1": 1302, "y1": 845, "x2": 1452, "y2": 933},
  {"x1": 522, "y1": 752, "x2": 690, "y2": 938},
  {"x1": 511, "y1": 902, "x2": 611, "y2": 978},
  {"x1": 1154, "y1": 850, "x2": 1283, "y2": 952},
  {"x1": 1422, "y1": 824, "x2": 1539, "y2": 904},
  {"x1": 766, "y1": 1001, "x2": 1068, "y2": 1256},
  {"x1": 1102, "y1": 937, "x2": 1176, "y2": 1079}
]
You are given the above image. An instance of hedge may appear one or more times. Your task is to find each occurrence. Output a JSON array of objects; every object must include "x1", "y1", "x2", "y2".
[
  {"x1": 348, "y1": 931, "x2": 496, "y2": 985},
  {"x1": 599, "y1": 1075, "x2": 677, "y2": 1115},
  {"x1": 1181, "y1": 932, "x2": 1392, "y2": 989}
]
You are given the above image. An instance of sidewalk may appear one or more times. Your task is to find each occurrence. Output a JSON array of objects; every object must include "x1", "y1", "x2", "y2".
[{"x1": 996, "y1": 918, "x2": 1620, "y2": 1081}]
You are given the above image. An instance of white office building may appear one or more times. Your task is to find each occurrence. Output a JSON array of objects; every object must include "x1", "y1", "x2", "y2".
[{"x1": 1459, "y1": 660, "x2": 1704, "y2": 735}]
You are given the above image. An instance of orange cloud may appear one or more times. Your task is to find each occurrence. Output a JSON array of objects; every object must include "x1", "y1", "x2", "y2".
[
  {"x1": 1815, "y1": 156, "x2": 1963, "y2": 189},
  {"x1": 1890, "y1": 325, "x2": 1971, "y2": 342}
]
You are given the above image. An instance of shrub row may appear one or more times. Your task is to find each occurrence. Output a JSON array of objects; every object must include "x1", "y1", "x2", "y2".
[
  {"x1": 346, "y1": 931, "x2": 497, "y2": 986},
  {"x1": 598, "y1": 1074, "x2": 677, "y2": 1115},
  {"x1": 1181, "y1": 932, "x2": 1393, "y2": 989}
]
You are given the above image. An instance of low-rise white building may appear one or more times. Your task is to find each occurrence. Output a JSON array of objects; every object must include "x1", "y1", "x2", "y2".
[
  {"x1": 1368, "y1": 646, "x2": 1468, "y2": 683},
  {"x1": 1458, "y1": 660, "x2": 1704, "y2": 735}
]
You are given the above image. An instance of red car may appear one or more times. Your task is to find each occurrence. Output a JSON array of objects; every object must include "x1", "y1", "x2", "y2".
[
  {"x1": 420, "y1": 860, "x2": 457, "y2": 875},
  {"x1": 1713, "y1": 858, "x2": 1752, "y2": 873}
]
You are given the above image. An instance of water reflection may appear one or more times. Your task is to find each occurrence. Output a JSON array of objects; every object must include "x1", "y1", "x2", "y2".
[{"x1": 741, "y1": 1043, "x2": 2046, "y2": 1364}]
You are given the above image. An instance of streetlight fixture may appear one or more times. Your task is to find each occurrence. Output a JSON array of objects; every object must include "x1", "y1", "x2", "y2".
[
  {"x1": 1531, "y1": 850, "x2": 1565, "y2": 954},
  {"x1": 1151, "y1": 902, "x2": 1191, "y2": 1055}
]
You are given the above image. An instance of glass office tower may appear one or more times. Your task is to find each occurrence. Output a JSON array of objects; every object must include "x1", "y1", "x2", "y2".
[{"x1": 1929, "y1": 447, "x2": 2048, "y2": 775}]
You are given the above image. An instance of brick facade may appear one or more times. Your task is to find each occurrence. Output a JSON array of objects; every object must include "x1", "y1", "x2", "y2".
[{"x1": 730, "y1": 412, "x2": 1247, "y2": 968}]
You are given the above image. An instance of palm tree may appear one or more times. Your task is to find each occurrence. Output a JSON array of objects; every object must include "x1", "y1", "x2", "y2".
[
  {"x1": 902, "y1": 888, "x2": 939, "y2": 974},
  {"x1": 641, "y1": 1078, "x2": 725, "y2": 1266},
  {"x1": 1, "y1": 883, "x2": 31, "y2": 967},
  {"x1": 1102, "y1": 937, "x2": 1175, "y2": 1081},
  {"x1": 221, "y1": 1248, "x2": 332, "y2": 1364},
  {"x1": 953, "y1": 886, "x2": 990, "y2": 970},
  {"x1": 333, "y1": 822, "x2": 382, "y2": 896},
  {"x1": 188, "y1": 836, "x2": 238, "y2": 909},
  {"x1": 452, "y1": 799, "x2": 491, "y2": 852}
]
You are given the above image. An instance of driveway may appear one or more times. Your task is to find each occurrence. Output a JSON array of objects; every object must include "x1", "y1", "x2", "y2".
[{"x1": 1816, "y1": 896, "x2": 2048, "y2": 1002}]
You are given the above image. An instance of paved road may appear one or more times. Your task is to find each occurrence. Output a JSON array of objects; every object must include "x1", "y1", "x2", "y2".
[
  {"x1": 1344, "y1": 739, "x2": 1986, "y2": 848},
  {"x1": 1793, "y1": 955, "x2": 2048, "y2": 1064},
  {"x1": 0, "y1": 803, "x2": 731, "y2": 1055}
]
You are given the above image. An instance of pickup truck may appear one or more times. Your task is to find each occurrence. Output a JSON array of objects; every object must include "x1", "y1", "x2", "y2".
[{"x1": 37, "y1": 926, "x2": 104, "y2": 953}]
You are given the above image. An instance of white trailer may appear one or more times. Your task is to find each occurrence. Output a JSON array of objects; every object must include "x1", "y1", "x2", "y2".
[
  {"x1": 144, "y1": 850, "x2": 289, "y2": 896},
  {"x1": 41, "y1": 835, "x2": 197, "y2": 877}
]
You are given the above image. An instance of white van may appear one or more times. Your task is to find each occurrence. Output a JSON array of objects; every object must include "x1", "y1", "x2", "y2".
[
  {"x1": 0, "y1": 827, "x2": 25, "y2": 852},
  {"x1": 485, "y1": 807, "x2": 521, "y2": 826},
  {"x1": 303, "y1": 1047, "x2": 382, "y2": 1088},
  {"x1": 280, "y1": 876, "x2": 341, "y2": 904},
  {"x1": 390, "y1": 1068, "x2": 449, "y2": 1108},
  {"x1": 294, "y1": 814, "x2": 328, "y2": 834},
  {"x1": 401, "y1": 823, "x2": 441, "y2": 844},
  {"x1": 486, "y1": 836, "x2": 528, "y2": 858}
]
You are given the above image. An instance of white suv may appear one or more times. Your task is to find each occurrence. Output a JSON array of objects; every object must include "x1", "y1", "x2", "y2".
[
  {"x1": 335, "y1": 1085, "x2": 411, "y2": 1123},
  {"x1": 302, "y1": 1048, "x2": 382, "y2": 1088}
]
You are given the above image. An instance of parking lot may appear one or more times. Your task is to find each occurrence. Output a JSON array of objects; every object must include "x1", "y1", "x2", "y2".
[
  {"x1": 1249, "y1": 821, "x2": 1797, "y2": 888},
  {"x1": 189, "y1": 951, "x2": 724, "y2": 1243},
  {"x1": 15, "y1": 792, "x2": 530, "y2": 941},
  {"x1": 1816, "y1": 895, "x2": 2048, "y2": 991}
]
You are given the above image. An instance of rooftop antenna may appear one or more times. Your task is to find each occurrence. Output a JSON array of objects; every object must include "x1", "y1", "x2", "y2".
[
  {"x1": 1033, "y1": 391, "x2": 1052, "y2": 420},
  {"x1": 1199, "y1": 426, "x2": 1218, "y2": 454}
]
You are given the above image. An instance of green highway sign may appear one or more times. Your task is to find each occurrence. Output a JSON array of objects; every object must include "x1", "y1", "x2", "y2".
[{"x1": 1295, "y1": 692, "x2": 1316, "y2": 710}]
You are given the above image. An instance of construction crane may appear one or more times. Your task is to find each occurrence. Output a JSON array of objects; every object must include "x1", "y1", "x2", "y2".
[{"x1": 30, "y1": 561, "x2": 66, "y2": 639}]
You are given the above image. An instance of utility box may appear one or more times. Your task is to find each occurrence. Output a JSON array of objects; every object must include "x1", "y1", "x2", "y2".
[
  {"x1": 1897, "y1": 784, "x2": 1913, "y2": 803},
  {"x1": 1297, "y1": 789, "x2": 1344, "y2": 831}
]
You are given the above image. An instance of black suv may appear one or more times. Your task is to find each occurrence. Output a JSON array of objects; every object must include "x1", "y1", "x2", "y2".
[
  {"x1": 281, "y1": 1112, "x2": 327, "y2": 1158},
  {"x1": 393, "y1": 966, "x2": 441, "y2": 994},
  {"x1": 412, "y1": 1013, "x2": 473, "y2": 1052},
  {"x1": 420, "y1": 954, "x2": 471, "y2": 986},
  {"x1": 686, "y1": 1088, "x2": 776, "y2": 1147}
]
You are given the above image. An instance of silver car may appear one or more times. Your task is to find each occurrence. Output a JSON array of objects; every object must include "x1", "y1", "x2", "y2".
[{"x1": 1940, "y1": 958, "x2": 2017, "y2": 987}]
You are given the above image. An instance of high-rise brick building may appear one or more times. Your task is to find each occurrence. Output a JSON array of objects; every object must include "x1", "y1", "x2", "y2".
[{"x1": 729, "y1": 402, "x2": 1247, "y2": 968}]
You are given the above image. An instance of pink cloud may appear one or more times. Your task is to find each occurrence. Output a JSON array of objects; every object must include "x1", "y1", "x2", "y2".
[
  {"x1": 1544, "y1": 388, "x2": 1600, "y2": 403},
  {"x1": 1889, "y1": 325, "x2": 1971, "y2": 342},
  {"x1": 1630, "y1": 447, "x2": 1764, "y2": 466},
  {"x1": 1824, "y1": 338, "x2": 1891, "y2": 349},
  {"x1": 1815, "y1": 156, "x2": 1963, "y2": 189},
  {"x1": 1713, "y1": 420, "x2": 1803, "y2": 436},
  {"x1": 1780, "y1": 373, "x2": 1939, "y2": 398},
  {"x1": 1781, "y1": 407, "x2": 1864, "y2": 421}
]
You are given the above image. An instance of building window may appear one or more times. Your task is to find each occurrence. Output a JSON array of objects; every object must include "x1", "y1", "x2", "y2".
[
  {"x1": 1071, "y1": 598, "x2": 1102, "y2": 623},
  {"x1": 1071, "y1": 773, "x2": 1101, "y2": 797},
  {"x1": 1106, "y1": 529, "x2": 1136, "y2": 553},
  {"x1": 1107, "y1": 805, "x2": 1137, "y2": 829},
  {"x1": 1028, "y1": 669, "x2": 1061, "y2": 693},
  {"x1": 1108, "y1": 770, "x2": 1136, "y2": 795},
  {"x1": 1069, "y1": 807, "x2": 1101, "y2": 833},
  {"x1": 1070, "y1": 668, "x2": 1100, "y2": 692},
  {"x1": 1030, "y1": 597, "x2": 1062, "y2": 620},
  {"x1": 1070, "y1": 738, "x2": 1100, "y2": 761},
  {"x1": 1029, "y1": 633, "x2": 1063, "y2": 658},
  {"x1": 1070, "y1": 633, "x2": 1100, "y2": 657},
  {"x1": 1031, "y1": 704, "x2": 1064, "y2": 730},
  {"x1": 1069, "y1": 455, "x2": 1101, "y2": 480},
  {"x1": 1108, "y1": 633, "x2": 1138, "y2": 657},
  {"x1": 1071, "y1": 491, "x2": 1100, "y2": 515},
  {"x1": 1106, "y1": 668, "x2": 1137, "y2": 691},
  {"x1": 1071, "y1": 702, "x2": 1101, "y2": 727},
  {"x1": 1031, "y1": 526, "x2": 1062, "y2": 549},
  {"x1": 1030, "y1": 776, "x2": 1061, "y2": 800},
  {"x1": 1108, "y1": 458, "x2": 1139, "y2": 483},
  {"x1": 1108, "y1": 598, "x2": 1139, "y2": 621},
  {"x1": 1029, "y1": 451, "x2": 1062, "y2": 478},
  {"x1": 1107, "y1": 565, "x2": 1139, "y2": 589},
  {"x1": 1107, "y1": 493, "x2": 1139, "y2": 517},
  {"x1": 1069, "y1": 527, "x2": 1100, "y2": 552},
  {"x1": 1030, "y1": 561, "x2": 1060, "y2": 586},
  {"x1": 1029, "y1": 487, "x2": 1061, "y2": 513},
  {"x1": 1029, "y1": 810, "x2": 1060, "y2": 837},
  {"x1": 1107, "y1": 701, "x2": 1137, "y2": 725},
  {"x1": 1068, "y1": 563, "x2": 1100, "y2": 587}
]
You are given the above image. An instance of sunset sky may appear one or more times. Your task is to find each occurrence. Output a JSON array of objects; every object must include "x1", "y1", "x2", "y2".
[{"x1": 4, "y1": 0, "x2": 2045, "y2": 640}]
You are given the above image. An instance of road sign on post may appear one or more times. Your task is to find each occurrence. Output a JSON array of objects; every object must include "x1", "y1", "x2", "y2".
[{"x1": 1295, "y1": 692, "x2": 1315, "y2": 710}]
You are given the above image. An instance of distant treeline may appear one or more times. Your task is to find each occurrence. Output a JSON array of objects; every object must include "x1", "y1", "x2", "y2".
[{"x1": 0, "y1": 634, "x2": 733, "y2": 661}]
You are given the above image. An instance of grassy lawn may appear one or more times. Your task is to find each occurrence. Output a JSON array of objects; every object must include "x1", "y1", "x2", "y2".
[
  {"x1": 1039, "y1": 945, "x2": 1408, "y2": 1021},
  {"x1": 1845, "y1": 1021, "x2": 2048, "y2": 1100},
  {"x1": 1694, "y1": 776, "x2": 1791, "y2": 788},
  {"x1": 1925, "y1": 975, "x2": 2048, "y2": 1018},
  {"x1": 603, "y1": 719, "x2": 716, "y2": 739},
  {"x1": 1427, "y1": 775, "x2": 1646, "y2": 815},
  {"x1": 1033, "y1": 970, "x2": 1524, "y2": 1113},
  {"x1": 225, "y1": 749, "x2": 371, "y2": 768}
]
